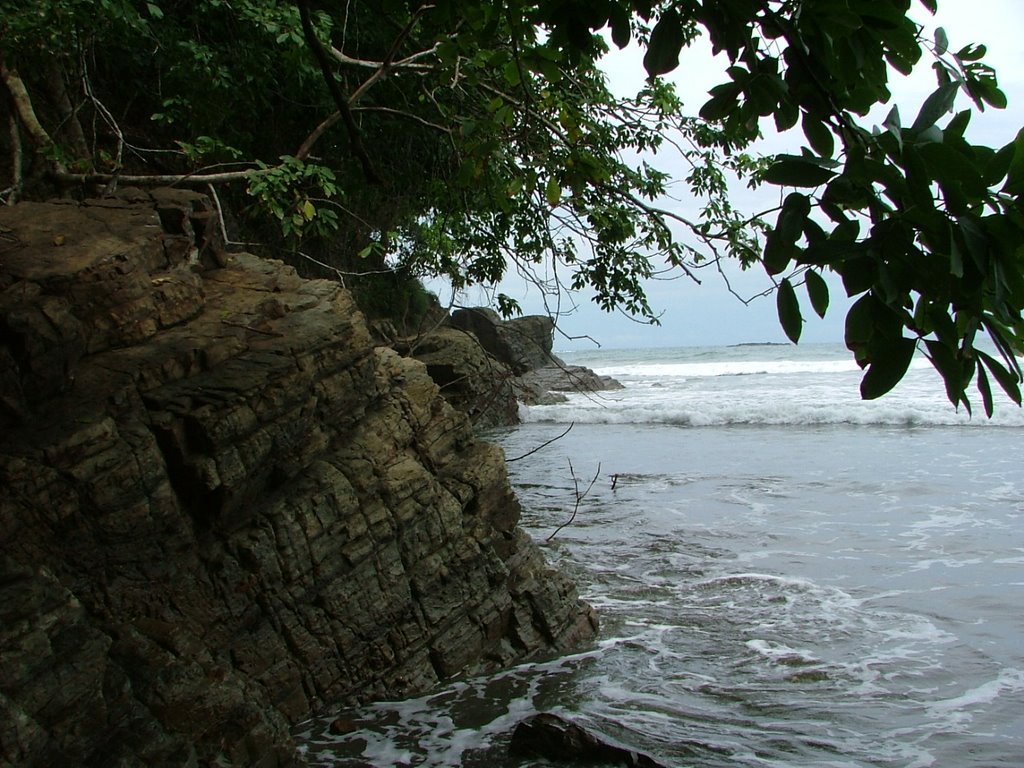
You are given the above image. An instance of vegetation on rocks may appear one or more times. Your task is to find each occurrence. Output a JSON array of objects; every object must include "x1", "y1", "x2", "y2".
[{"x1": 2, "y1": 0, "x2": 1022, "y2": 412}]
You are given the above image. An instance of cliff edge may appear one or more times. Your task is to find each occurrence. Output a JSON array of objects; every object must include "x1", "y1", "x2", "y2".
[{"x1": 0, "y1": 191, "x2": 597, "y2": 767}]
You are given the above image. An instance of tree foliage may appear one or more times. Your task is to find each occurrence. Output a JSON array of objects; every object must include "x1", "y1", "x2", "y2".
[{"x1": 1, "y1": 0, "x2": 1022, "y2": 412}]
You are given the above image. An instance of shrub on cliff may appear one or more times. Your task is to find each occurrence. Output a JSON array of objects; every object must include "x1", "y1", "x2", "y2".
[{"x1": 1, "y1": 0, "x2": 1022, "y2": 413}]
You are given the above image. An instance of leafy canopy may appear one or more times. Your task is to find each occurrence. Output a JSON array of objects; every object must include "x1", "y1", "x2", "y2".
[{"x1": 1, "y1": 0, "x2": 1022, "y2": 413}]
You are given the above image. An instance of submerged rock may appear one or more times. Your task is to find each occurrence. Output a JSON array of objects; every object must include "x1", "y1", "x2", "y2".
[
  {"x1": 509, "y1": 713, "x2": 669, "y2": 767},
  {"x1": 0, "y1": 192, "x2": 597, "y2": 767}
]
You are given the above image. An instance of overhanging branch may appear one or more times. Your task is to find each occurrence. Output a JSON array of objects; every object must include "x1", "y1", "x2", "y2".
[{"x1": 296, "y1": 0, "x2": 379, "y2": 183}]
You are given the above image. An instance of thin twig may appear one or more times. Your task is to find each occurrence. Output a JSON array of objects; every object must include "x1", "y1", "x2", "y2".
[
  {"x1": 347, "y1": 5, "x2": 438, "y2": 105},
  {"x1": 506, "y1": 423, "x2": 574, "y2": 463},
  {"x1": 547, "y1": 458, "x2": 600, "y2": 541},
  {"x1": 297, "y1": 0, "x2": 379, "y2": 183},
  {"x1": 294, "y1": 249, "x2": 347, "y2": 285}
]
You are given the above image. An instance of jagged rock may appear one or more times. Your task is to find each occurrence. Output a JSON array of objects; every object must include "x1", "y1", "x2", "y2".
[
  {"x1": 509, "y1": 713, "x2": 670, "y2": 767},
  {"x1": 450, "y1": 307, "x2": 556, "y2": 374},
  {"x1": 400, "y1": 327, "x2": 520, "y2": 429},
  {"x1": 0, "y1": 192, "x2": 597, "y2": 767},
  {"x1": 515, "y1": 363, "x2": 624, "y2": 406},
  {"x1": 418, "y1": 309, "x2": 621, "y2": 423},
  {"x1": 501, "y1": 314, "x2": 558, "y2": 372}
]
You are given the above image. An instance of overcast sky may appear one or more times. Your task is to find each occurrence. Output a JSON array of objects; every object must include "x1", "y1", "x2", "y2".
[{"x1": 443, "y1": 0, "x2": 1024, "y2": 351}]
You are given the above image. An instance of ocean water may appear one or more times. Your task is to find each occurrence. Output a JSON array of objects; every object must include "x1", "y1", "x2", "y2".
[{"x1": 296, "y1": 343, "x2": 1024, "y2": 767}]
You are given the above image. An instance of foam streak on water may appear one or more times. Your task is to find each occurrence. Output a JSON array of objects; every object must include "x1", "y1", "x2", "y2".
[{"x1": 296, "y1": 345, "x2": 1024, "y2": 767}]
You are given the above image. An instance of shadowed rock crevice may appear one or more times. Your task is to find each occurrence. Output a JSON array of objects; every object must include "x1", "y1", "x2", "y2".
[{"x1": 0, "y1": 192, "x2": 597, "y2": 767}]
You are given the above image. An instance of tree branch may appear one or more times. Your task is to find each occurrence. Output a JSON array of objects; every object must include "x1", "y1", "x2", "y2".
[
  {"x1": 54, "y1": 165, "x2": 265, "y2": 186},
  {"x1": 1, "y1": 62, "x2": 66, "y2": 173},
  {"x1": 295, "y1": 112, "x2": 342, "y2": 160},
  {"x1": 6, "y1": 114, "x2": 23, "y2": 204},
  {"x1": 547, "y1": 458, "x2": 600, "y2": 542},
  {"x1": 346, "y1": 6, "x2": 438, "y2": 105},
  {"x1": 296, "y1": 0, "x2": 379, "y2": 183}
]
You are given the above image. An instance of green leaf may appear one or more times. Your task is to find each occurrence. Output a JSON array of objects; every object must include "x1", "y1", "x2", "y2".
[
  {"x1": 977, "y1": 350, "x2": 1023, "y2": 405},
  {"x1": 949, "y1": 224, "x2": 964, "y2": 277},
  {"x1": 503, "y1": 60, "x2": 521, "y2": 87},
  {"x1": 860, "y1": 338, "x2": 917, "y2": 399},
  {"x1": 763, "y1": 157, "x2": 836, "y2": 188},
  {"x1": 805, "y1": 269, "x2": 830, "y2": 318},
  {"x1": 764, "y1": 233, "x2": 795, "y2": 276},
  {"x1": 777, "y1": 278, "x2": 803, "y2": 343},
  {"x1": 957, "y1": 43, "x2": 987, "y2": 62},
  {"x1": 984, "y1": 141, "x2": 1015, "y2": 185},
  {"x1": 980, "y1": 84, "x2": 1008, "y2": 109},
  {"x1": 545, "y1": 176, "x2": 562, "y2": 206},
  {"x1": 925, "y1": 303, "x2": 958, "y2": 347},
  {"x1": 925, "y1": 339, "x2": 969, "y2": 407},
  {"x1": 946, "y1": 109, "x2": 972, "y2": 137},
  {"x1": 643, "y1": 9, "x2": 685, "y2": 77},
  {"x1": 919, "y1": 142, "x2": 987, "y2": 199},
  {"x1": 845, "y1": 293, "x2": 877, "y2": 349},
  {"x1": 774, "y1": 101, "x2": 800, "y2": 132},
  {"x1": 976, "y1": 360, "x2": 994, "y2": 418},
  {"x1": 883, "y1": 104, "x2": 901, "y2": 133},
  {"x1": 777, "y1": 192, "x2": 811, "y2": 243},
  {"x1": 910, "y1": 81, "x2": 959, "y2": 133},
  {"x1": 840, "y1": 254, "x2": 876, "y2": 296},
  {"x1": 802, "y1": 115, "x2": 835, "y2": 158},
  {"x1": 1002, "y1": 127, "x2": 1024, "y2": 195},
  {"x1": 700, "y1": 91, "x2": 739, "y2": 122},
  {"x1": 608, "y1": 4, "x2": 632, "y2": 48}
]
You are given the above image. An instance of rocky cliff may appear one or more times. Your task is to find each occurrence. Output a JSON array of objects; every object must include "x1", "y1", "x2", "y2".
[
  {"x1": 403, "y1": 307, "x2": 623, "y2": 429},
  {"x1": 0, "y1": 191, "x2": 597, "y2": 767}
]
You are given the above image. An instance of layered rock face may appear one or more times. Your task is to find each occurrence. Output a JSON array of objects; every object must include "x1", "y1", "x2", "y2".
[
  {"x1": 0, "y1": 192, "x2": 596, "y2": 767},
  {"x1": 413, "y1": 307, "x2": 623, "y2": 428}
]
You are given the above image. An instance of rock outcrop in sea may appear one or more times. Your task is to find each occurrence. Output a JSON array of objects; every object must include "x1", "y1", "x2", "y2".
[
  {"x1": 402, "y1": 306, "x2": 623, "y2": 427},
  {"x1": 0, "y1": 191, "x2": 597, "y2": 767}
]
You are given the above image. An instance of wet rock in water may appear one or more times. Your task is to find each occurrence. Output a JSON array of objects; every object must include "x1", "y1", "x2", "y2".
[
  {"x1": 514, "y1": 363, "x2": 624, "y2": 406},
  {"x1": 509, "y1": 713, "x2": 669, "y2": 767}
]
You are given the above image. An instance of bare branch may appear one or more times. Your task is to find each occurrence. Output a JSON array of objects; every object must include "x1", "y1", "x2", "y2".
[
  {"x1": 296, "y1": 0, "x2": 379, "y2": 183},
  {"x1": 55, "y1": 165, "x2": 265, "y2": 186},
  {"x1": 547, "y1": 458, "x2": 601, "y2": 542},
  {"x1": 506, "y1": 423, "x2": 574, "y2": 463},
  {"x1": 297, "y1": 104, "x2": 453, "y2": 160},
  {"x1": 295, "y1": 112, "x2": 342, "y2": 160},
  {"x1": 348, "y1": 6, "x2": 439, "y2": 105},
  {"x1": 351, "y1": 105, "x2": 453, "y2": 133},
  {"x1": 328, "y1": 46, "x2": 438, "y2": 72}
]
